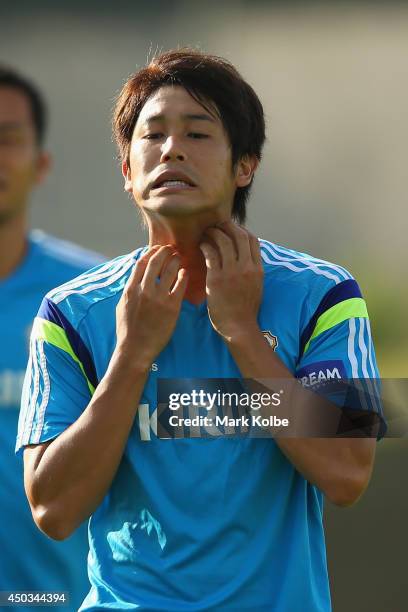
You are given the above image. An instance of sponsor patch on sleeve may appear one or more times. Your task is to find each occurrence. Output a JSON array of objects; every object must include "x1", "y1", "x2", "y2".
[{"x1": 295, "y1": 360, "x2": 347, "y2": 388}]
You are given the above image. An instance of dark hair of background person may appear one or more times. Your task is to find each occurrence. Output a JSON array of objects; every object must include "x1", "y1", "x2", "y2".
[
  {"x1": 113, "y1": 48, "x2": 266, "y2": 224},
  {"x1": 0, "y1": 65, "x2": 47, "y2": 147}
]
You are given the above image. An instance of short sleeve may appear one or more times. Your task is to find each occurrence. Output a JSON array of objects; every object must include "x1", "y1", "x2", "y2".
[
  {"x1": 16, "y1": 300, "x2": 95, "y2": 453},
  {"x1": 295, "y1": 278, "x2": 386, "y2": 438}
]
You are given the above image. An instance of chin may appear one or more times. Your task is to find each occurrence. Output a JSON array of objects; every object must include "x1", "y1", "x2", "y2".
[{"x1": 145, "y1": 198, "x2": 214, "y2": 217}]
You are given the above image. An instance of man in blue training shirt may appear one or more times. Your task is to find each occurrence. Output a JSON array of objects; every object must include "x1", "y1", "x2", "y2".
[
  {"x1": 0, "y1": 66, "x2": 105, "y2": 610},
  {"x1": 17, "y1": 50, "x2": 384, "y2": 611}
]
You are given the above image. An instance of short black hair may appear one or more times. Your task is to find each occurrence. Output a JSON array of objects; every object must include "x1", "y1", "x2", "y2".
[
  {"x1": 0, "y1": 65, "x2": 47, "y2": 146},
  {"x1": 113, "y1": 48, "x2": 266, "y2": 224}
]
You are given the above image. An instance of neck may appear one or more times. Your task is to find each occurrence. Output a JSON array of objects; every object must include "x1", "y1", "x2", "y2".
[
  {"x1": 0, "y1": 212, "x2": 28, "y2": 280},
  {"x1": 146, "y1": 213, "x2": 228, "y2": 304}
]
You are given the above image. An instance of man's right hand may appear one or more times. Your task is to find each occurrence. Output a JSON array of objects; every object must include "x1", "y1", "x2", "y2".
[{"x1": 115, "y1": 245, "x2": 188, "y2": 368}]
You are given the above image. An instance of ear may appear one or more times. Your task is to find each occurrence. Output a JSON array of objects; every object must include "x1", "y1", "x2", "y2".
[
  {"x1": 122, "y1": 160, "x2": 133, "y2": 193},
  {"x1": 235, "y1": 154, "x2": 259, "y2": 188},
  {"x1": 34, "y1": 151, "x2": 51, "y2": 186}
]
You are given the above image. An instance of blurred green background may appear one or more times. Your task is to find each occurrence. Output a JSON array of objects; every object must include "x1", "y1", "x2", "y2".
[{"x1": 2, "y1": 1, "x2": 407, "y2": 610}]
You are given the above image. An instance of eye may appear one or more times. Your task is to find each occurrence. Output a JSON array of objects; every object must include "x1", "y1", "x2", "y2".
[
  {"x1": 143, "y1": 133, "x2": 163, "y2": 140},
  {"x1": 187, "y1": 132, "x2": 209, "y2": 139}
]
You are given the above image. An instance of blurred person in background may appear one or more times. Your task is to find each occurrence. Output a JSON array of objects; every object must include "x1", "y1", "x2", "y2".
[
  {"x1": 17, "y1": 50, "x2": 384, "y2": 611},
  {"x1": 0, "y1": 66, "x2": 105, "y2": 610}
]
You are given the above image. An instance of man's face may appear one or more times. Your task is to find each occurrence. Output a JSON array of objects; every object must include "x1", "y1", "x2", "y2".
[
  {"x1": 0, "y1": 86, "x2": 48, "y2": 223},
  {"x1": 123, "y1": 85, "x2": 251, "y2": 221}
]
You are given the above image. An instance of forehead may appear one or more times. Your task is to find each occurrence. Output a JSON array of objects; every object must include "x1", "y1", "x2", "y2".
[
  {"x1": 136, "y1": 85, "x2": 219, "y2": 125},
  {"x1": 0, "y1": 86, "x2": 33, "y2": 126}
]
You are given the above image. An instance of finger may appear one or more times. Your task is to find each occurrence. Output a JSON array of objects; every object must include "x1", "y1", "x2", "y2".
[
  {"x1": 170, "y1": 267, "x2": 189, "y2": 300},
  {"x1": 199, "y1": 242, "x2": 221, "y2": 272},
  {"x1": 248, "y1": 233, "x2": 262, "y2": 266},
  {"x1": 203, "y1": 227, "x2": 235, "y2": 268},
  {"x1": 142, "y1": 245, "x2": 176, "y2": 289},
  {"x1": 159, "y1": 254, "x2": 182, "y2": 293},
  {"x1": 127, "y1": 245, "x2": 161, "y2": 286},
  {"x1": 216, "y1": 220, "x2": 252, "y2": 264}
]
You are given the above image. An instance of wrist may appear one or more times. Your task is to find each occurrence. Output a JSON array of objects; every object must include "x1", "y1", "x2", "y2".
[
  {"x1": 111, "y1": 345, "x2": 153, "y2": 376},
  {"x1": 220, "y1": 321, "x2": 260, "y2": 345}
]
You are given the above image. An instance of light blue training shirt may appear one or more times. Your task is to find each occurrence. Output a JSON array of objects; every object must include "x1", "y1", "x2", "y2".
[{"x1": 17, "y1": 238, "x2": 384, "y2": 611}]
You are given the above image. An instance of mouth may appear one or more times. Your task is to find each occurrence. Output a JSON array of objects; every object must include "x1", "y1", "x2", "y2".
[
  {"x1": 153, "y1": 182, "x2": 195, "y2": 193},
  {"x1": 151, "y1": 172, "x2": 196, "y2": 192}
]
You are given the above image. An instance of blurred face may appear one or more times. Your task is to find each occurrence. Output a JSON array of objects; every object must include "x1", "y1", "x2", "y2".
[
  {"x1": 123, "y1": 85, "x2": 254, "y2": 222},
  {"x1": 0, "y1": 86, "x2": 49, "y2": 223}
]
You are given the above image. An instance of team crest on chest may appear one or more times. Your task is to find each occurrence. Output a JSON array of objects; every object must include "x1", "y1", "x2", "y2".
[{"x1": 262, "y1": 330, "x2": 278, "y2": 351}]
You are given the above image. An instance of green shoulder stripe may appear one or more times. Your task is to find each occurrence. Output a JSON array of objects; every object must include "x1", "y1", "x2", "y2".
[
  {"x1": 32, "y1": 317, "x2": 95, "y2": 394},
  {"x1": 303, "y1": 297, "x2": 368, "y2": 355}
]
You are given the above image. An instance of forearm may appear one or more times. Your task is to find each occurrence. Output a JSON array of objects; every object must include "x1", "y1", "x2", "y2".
[
  {"x1": 25, "y1": 350, "x2": 150, "y2": 538},
  {"x1": 224, "y1": 325, "x2": 376, "y2": 505},
  {"x1": 23, "y1": 246, "x2": 188, "y2": 539}
]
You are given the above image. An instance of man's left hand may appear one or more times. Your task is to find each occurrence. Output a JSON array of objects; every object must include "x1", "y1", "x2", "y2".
[{"x1": 199, "y1": 221, "x2": 263, "y2": 341}]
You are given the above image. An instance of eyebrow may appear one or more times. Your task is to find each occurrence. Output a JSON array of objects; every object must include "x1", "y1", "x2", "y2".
[{"x1": 143, "y1": 113, "x2": 216, "y2": 125}]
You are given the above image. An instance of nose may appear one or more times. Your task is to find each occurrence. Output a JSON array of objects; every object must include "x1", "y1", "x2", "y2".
[{"x1": 160, "y1": 136, "x2": 186, "y2": 163}]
